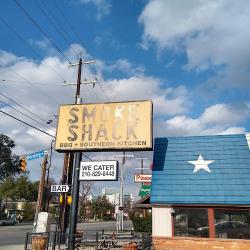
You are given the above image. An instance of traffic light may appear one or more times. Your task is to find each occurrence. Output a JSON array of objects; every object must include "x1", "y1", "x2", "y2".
[
  {"x1": 59, "y1": 194, "x2": 64, "y2": 204},
  {"x1": 67, "y1": 195, "x2": 72, "y2": 205},
  {"x1": 19, "y1": 157, "x2": 27, "y2": 172}
]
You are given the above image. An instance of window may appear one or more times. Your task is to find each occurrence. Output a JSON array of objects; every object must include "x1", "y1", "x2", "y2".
[
  {"x1": 214, "y1": 209, "x2": 250, "y2": 239},
  {"x1": 174, "y1": 208, "x2": 209, "y2": 237}
]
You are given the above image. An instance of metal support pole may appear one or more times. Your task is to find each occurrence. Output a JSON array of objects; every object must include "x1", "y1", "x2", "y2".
[
  {"x1": 119, "y1": 151, "x2": 125, "y2": 231},
  {"x1": 141, "y1": 159, "x2": 144, "y2": 187},
  {"x1": 68, "y1": 58, "x2": 83, "y2": 250},
  {"x1": 68, "y1": 150, "x2": 82, "y2": 250},
  {"x1": 44, "y1": 140, "x2": 54, "y2": 212}
]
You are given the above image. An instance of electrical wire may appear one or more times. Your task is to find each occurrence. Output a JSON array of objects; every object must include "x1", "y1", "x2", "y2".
[
  {"x1": 13, "y1": 0, "x2": 71, "y2": 64},
  {"x1": 39, "y1": 0, "x2": 78, "y2": 53},
  {"x1": 82, "y1": 153, "x2": 93, "y2": 161},
  {"x1": 0, "y1": 61, "x2": 62, "y2": 105},
  {"x1": 0, "y1": 91, "x2": 54, "y2": 127},
  {"x1": 0, "y1": 15, "x2": 67, "y2": 83},
  {"x1": 0, "y1": 109, "x2": 55, "y2": 138},
  {"x1": 51, "y1": 0, "x2": 114, "y2": 103},
  {"x1": 52, "y1": 0, "x2": 86, "y2": 49},
  {"x1": 0, "y1": 99, "x2": 56, "y2": 131},
  {"x1": 1, "y1": 79, "x2": 68, "y2": 86},
  {"x1": 33, "y1": 0, "x2": 78, "y2": 56},
  {"x1": 97, "y1": 81, "x2": 110, "y2": 102}
]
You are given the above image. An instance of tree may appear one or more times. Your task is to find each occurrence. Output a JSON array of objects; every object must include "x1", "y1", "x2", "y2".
[
  {"x1": 15, "y1": 176, "x2": 39, "y2": 201},
  {"x1": 78, "y1": 182, "x2": 94, "y2": 221},
  {"x1": 0, "y1": 177, "x2": 17, "y2": 208},
  {"x1": 0, "y1": 134, "x2": 20, "y2": 181},
  {"x1": 91, "y1": 196, "x2": 114, "y2": 221},
  {"x1": 0, "y1": 176, "x2": 39, "y2": 202},
  {"x1": 22, "y1": 202, "x2": 35, "y2": 221}
]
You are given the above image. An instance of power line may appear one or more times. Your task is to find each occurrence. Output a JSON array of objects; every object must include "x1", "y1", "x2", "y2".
[
  {"x1": 0, "y1": 60, "x2": 62, "y2": 105},
  {"x1": 1, "y1": 79, "x2": 67, "y2": 86},
  {"x1": 13, "y1": 0, "x2": 71, "y2": 63},
  {"x1": 82, "y1": 153, "x2": 93, "y2": 162},
  {"x1": 97, "y1": 81, "x2": 110, "y2": 102},
  {"x1": 39, "y1": 0, "x2": 79, "y2": 54},
  {"x1": 52, "y1": 0, "x2": 86, "y2": 49},
  {"x1": 33, "y1": 0, "x2": 78, "y2": 56},
  {"x1": 0, "y1": 109, "x2": 55, "y2": 138},
  {"x1": 0, "y1": 15, "x2": 67, "y2": 83},
  {"x1": 0, "y1": 91, "x2": 54, "y2": 127},
  {"x1": 0, "y1": 99, "x2": 56, "y2": 131},
  {"x1": 51, "y1": 0, "x2": 114, "y2": 103}
]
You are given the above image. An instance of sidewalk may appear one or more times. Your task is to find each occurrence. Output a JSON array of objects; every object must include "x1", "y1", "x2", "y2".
[{"x1": 0, "y1": 245, "x2": 24, "y2": 250}]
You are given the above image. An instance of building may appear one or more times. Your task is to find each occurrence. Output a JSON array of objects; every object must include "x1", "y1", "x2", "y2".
[
  {"x1": 101, "y1": 187, "x2": 134, "y2": 208},
  {"x1": 151, "y1": 134, "x2": 250, "y2": 249},
  {"x1": 102, "y1": 187, "x2": 120, "y2": 205}
]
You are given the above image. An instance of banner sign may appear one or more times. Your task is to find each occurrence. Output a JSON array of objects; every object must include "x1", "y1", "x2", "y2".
[
  {"x1": 27, "y1": 150, "x2": 46, "y2": 161},
  {"x1": 79, "y1": 161, "x2": 118, "y2": 181},
  {"x1": 138, "y1": 185, "x2": 151, "y2": 197},
  {"x1": 134, "y1": 174, "x2": 152, "y2": 183},
  {"x1": 55, "y1": 100, "x2": 153, "y2": 151}
]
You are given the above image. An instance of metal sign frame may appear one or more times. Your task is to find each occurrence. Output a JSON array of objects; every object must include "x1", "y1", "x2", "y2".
[{"x1": 55, "y1": 100, "x2": 153, "y2": 152}]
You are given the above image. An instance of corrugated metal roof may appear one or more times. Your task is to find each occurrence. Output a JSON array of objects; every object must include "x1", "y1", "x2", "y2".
[{"x1": 151, "y1": 134, "x2": 250, "y2": 205}]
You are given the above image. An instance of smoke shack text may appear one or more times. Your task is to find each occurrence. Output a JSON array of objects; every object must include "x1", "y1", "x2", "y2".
[{"x1": 59, "y1": 103, "x2": 148, "y2": 149}]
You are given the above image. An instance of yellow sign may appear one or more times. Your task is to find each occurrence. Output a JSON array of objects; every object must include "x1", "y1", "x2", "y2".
[{"x1": 55, "y1": 100, "x2": 153, "y2": 151}]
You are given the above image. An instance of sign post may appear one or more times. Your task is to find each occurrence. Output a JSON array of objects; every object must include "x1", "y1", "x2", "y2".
[{"x1": 55, "y1": 99, "x2": 153, "y2": 250}]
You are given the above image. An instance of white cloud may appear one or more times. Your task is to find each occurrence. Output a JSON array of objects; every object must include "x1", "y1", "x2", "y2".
[
  {"x1": 79, "y1": 0, "x2": 111, "y2": 20},
  {"x1": 157, "y1": 102, "x2": 250, "y2": 137},
  {"x1": 0, "y1": 45, "x2": 191, "y2": 185},
  {"x1": 106, "y1": 76, "x2": 190, "y2": 115},
  {"x1": 139, "y1": 0, "x2": 250, "y2": 90},
  {"x1": 107, "y1": 59, "x2": 145, "y2": 76}
]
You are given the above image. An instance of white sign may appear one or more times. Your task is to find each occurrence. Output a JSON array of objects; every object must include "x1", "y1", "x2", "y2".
[
  {"x1": 51, "y1": 185, "x2": 69, "y2": 193},
  {"x1": 36, "y1": 212, "x2": 50, "y2": 233},
  {"x1": 134, "y1": 174, "x2": 152, "y2": 183},
  {"x1": 79, "y1": 161, "x2": 118, "y2": 181}
]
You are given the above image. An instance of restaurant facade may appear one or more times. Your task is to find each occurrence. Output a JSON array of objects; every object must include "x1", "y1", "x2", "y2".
[{"x1": 151, "y1": 133, "x2": 250, "y2": 249}]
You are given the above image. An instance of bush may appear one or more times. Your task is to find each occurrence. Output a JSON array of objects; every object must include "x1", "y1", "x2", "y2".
[
  {"x1": 131, "y1": 214, "x2": 152, "y2": 233},
  {"x1": 22, "y1": 202, "x2": 35, "y2": 221}
]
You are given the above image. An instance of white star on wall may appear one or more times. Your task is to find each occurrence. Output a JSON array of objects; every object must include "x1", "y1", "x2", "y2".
[{"x1": 188, "y1": 154, "x2": 214, "y2": 173}]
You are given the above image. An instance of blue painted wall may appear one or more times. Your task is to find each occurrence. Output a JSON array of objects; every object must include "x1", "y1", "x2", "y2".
[{"x1": 151, "y1": 134, "x2": 250, "y2": 205}]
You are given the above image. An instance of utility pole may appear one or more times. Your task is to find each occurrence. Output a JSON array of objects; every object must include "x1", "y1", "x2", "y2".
[
  {"x1": 119, "y1": 151, "x2": 125, "y2": 231},
  {"x1": 33, "y1": 153, "x2": 48, "y2": 232},
  {"x1": 67, "y1": 58, "x2": 95, "y2": 250},
  {"x1": 117, "y1": 153, "x2": 134, "y2": 231},
  {"x1": 44, "y1": 140, "x2": 54, "y2": 212},
  {"x1": 136, "y1": 157, "x2": 148, "y2": 186}
]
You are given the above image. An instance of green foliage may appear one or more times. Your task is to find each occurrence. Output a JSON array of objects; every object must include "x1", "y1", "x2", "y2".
[
  {"x1": 0, "y1": 176, "x2": 38, "y2": 201},
  {"x1": 22, "y1": 202, "x2": 35, "y2": 221},
  {"x1": 0, "y1": 134, "x2": 20, "y2": 181},
  {"x1": 49, "y1": 204, "x2": 58, "y2": 220},
  {"x1": 91, "y1": 196, "x2": 114, "y2": 221},
  {"x1": 0, "y1": 177, "x2": 17, "y2": 200},
  {"x1": 79, "y1": 200, "x2": 92, "y2": 221},
  {"x1": 131, "y1": 213, "x2": 152, "y2": 233}
]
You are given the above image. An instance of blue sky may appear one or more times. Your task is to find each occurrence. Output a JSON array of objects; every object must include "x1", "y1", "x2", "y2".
[{"x1": 0, "y1": 0, "x2": 250, "y2": 197}]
